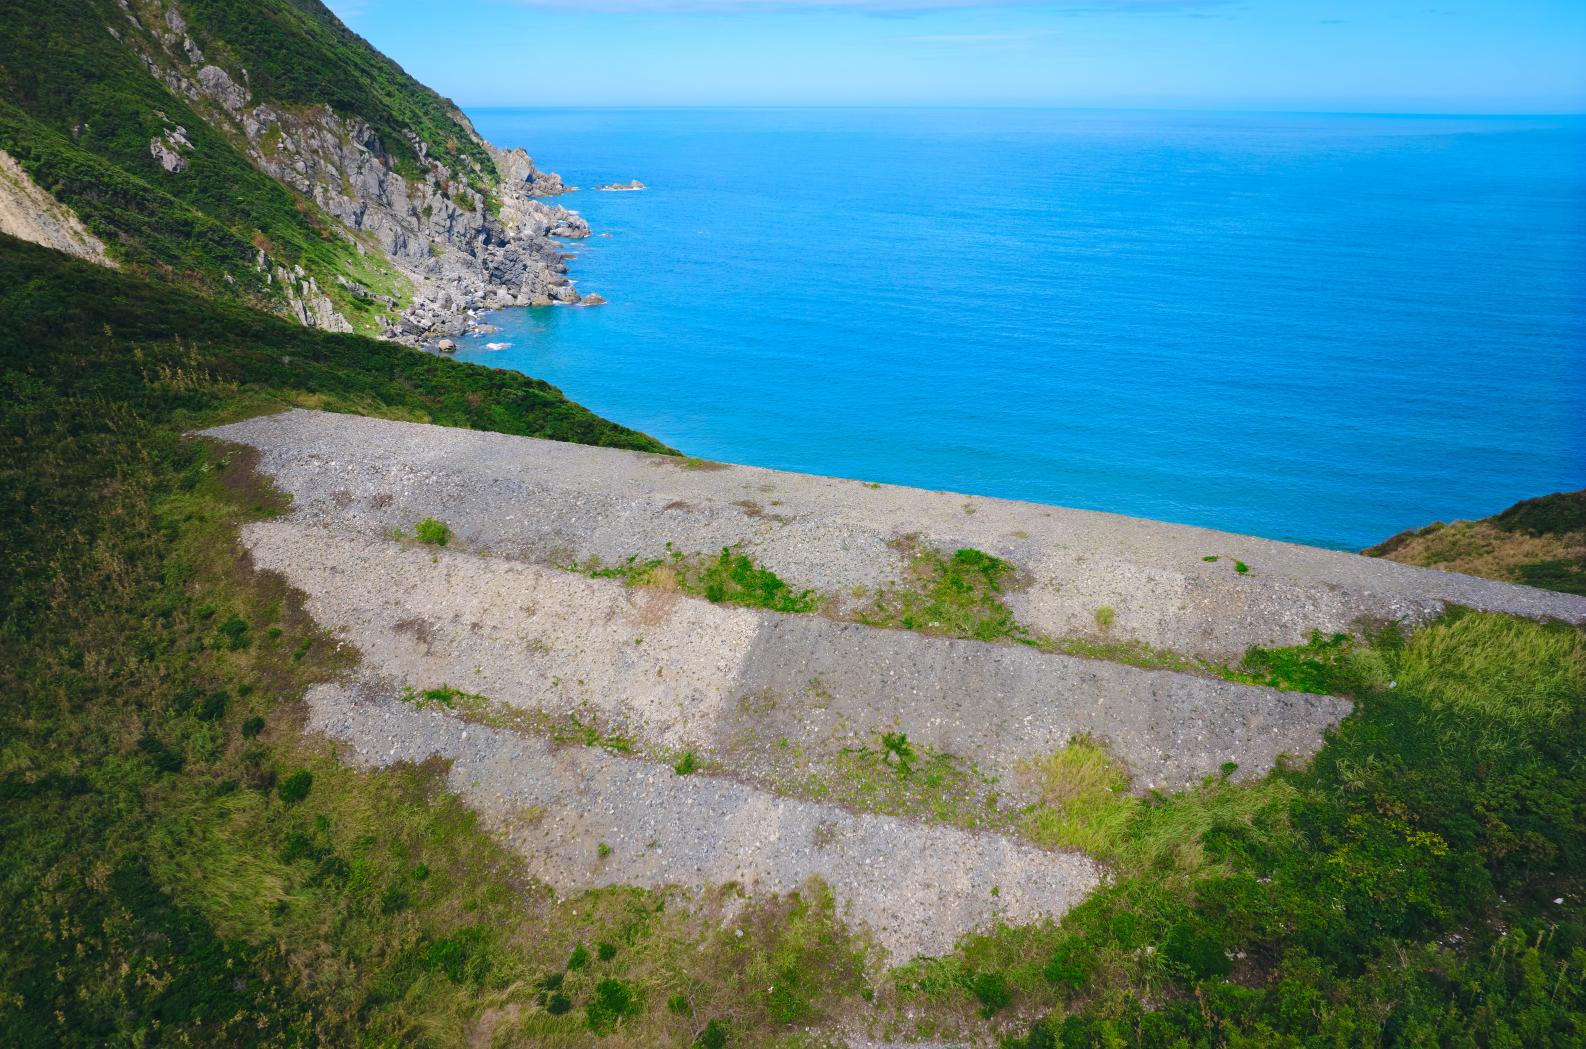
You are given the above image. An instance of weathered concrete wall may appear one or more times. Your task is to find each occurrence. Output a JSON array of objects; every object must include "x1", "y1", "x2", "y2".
[{"x1": 243, "y1": 522, "x2": 1346, "y2": 794}]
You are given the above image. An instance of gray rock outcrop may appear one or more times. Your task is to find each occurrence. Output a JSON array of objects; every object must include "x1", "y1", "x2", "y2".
[
  {"x1": 148, "y1": 124, "x2": 191, "y2": 172},
  {"x1": 123, "y1": 0, "x2": 591, "y2": 342}
]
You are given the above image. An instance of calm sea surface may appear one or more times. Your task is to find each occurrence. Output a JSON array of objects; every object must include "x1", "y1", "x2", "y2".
[{"x1": 463, "y1": 108, "x2": 1586, "y2": 549}]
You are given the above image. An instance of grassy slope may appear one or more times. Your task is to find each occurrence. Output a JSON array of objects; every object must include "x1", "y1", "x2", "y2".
[
  {"x1": 0, "y1": 234, "x2": 668, "y2": 453},
  {"x1": 3, "y1": 235, "x2": 1584, "y2": 1047},
  {"x1": 0, "y1": 0, "x2": 486, "y2": 325},
  {"x1": 1366, "y1": 490, "x2": 1586, "y2": 596},
  {"x1": 0, "y1": 237, "x2": 874, "y2": 1048}
]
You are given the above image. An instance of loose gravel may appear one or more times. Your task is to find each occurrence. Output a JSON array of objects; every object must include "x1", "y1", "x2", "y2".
[
  {"x1": 243, "y1": 522, "x2": 1349, "y2": 794},
  {"x1": 308, "y1": 675, "x2": 1101, "y2": 962},
  {"x1": 206, "y1": 409, "x2": 1585, "y2": 661}
]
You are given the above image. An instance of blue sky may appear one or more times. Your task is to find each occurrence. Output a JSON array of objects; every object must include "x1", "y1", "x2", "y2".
[{"x1": 325, "y1": 1, "x2": 1586, "y2": 112}]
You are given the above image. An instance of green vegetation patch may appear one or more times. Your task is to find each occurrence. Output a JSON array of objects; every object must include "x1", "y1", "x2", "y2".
[
  {"x1": 571, "y1": 544, "x2": 819, "y2": 614},
  {"x1": 857, "y1": 545, "x2": 1025, "y2": 642},
  {"x1": 414, "y1": 517, "x2": 451, "y2": 546},
  {"x1": 898, "y1": 608, "x2": 1586, "y2": 1046},
  {"x1": 819, "y1": 736, "x2": 998, "y2": 830},
  {"x1": 1494, "y1": 489, "x2": 1586, "y2": 537}
]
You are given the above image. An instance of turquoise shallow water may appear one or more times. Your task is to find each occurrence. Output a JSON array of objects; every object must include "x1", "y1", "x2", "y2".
[{"x1": 462, "y1": 108, "x2": 1586, "y2": 550}]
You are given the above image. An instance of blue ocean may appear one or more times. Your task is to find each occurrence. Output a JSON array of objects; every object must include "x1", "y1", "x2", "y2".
[{"x1": 462, "y1": 108, "x2": 1586, "y2": 550}]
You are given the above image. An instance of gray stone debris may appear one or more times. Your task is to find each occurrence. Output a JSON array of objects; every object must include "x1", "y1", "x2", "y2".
[
  {"x1": 207, "y1": 409, "x2": 1586, "y2": 660},
  {"x1": 149, "y1": 125, "x2": 190, "y2": 172},
  {"x1": 241, "y1": 521, "x2": 1347, "y2": 795},
  {"x1": 200, "y1": 407, "x2": 1586, "y2": 984},
  {"x1": 309, "y1": 676, "x2": 1100, "y2": 962}
]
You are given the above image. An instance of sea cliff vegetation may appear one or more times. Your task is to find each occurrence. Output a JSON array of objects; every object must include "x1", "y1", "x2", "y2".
[
  {"x1": 1367, "y1": 490, "x2": 1586, "y2": 596},
  {"x1": 0, "y1": 0, "x2": 565, "y2": 340},
  {"x1": 2, "y1": 236, "x2": 1584, "y2": 1046},
  {"x1": 0, "y1": 0, "x2": 433, "y2": 310}
]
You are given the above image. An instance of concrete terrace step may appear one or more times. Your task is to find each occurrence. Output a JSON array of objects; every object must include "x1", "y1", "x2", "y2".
[
  {"x1": 242, "y1": 521, "x2": 1347, "y2": 794},
  {"x1": 202, "y1": 407, "x2": 1582, "y2": 966},
  {"x1": 309, "y1": 676, "x2": 1101, "y2": 961},
  {"x1": 205, "y1": 409, "x2": 1586, "y2": 662}
]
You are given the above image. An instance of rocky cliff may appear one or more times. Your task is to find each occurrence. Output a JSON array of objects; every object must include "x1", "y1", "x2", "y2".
[{"x1": 0, "y1": 0, "x2": 592, "y2": 344}]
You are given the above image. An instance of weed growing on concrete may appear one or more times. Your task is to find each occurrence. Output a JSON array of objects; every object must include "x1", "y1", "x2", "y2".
[
  {"x1": 858, "y1": 546, "x2": 1025, "y2": 642},
  {"x1": 697, "y1": 547, "x2": 819, "y2": 612},
  {"x1": 414, "y1": 517, "x2": 450, "y2": 545},
  {"x1": 668, "y1": 456, "x2": 729, "y2": 472},
  {"x1": 569, "y1": 545, "x2": 819, "y2": 613},
  {"x1": 881, "y1": 732, "x2": 916, "y2": 774},
  {"x1": 779, "y1": 739, "x2": 1001, "y2": 831},
  {"x1": 1234, "y1": 629, "x2": 1358, "y2": 692},
  {"x1": 398, "y1": 684, "x2": 482, "y2": 710}
]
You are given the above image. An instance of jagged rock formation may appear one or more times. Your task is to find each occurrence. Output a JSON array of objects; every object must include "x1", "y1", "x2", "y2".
[
  {"x1": 0, "y1": 150, "x2": 115, "y2": 268},
  {"x1": 120, "y1": 0, "x2": 588, "y2": 342},
  {"x1": 0, "y1": 0, "x2": 591, "y2": 343}
]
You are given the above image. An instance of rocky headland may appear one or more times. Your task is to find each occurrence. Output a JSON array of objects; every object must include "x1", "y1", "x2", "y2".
[
  {"x1": 4, "y1": 0, "x2": 601, "y2": 348},
  {"x1": 127, "y1": 3, "x2": 596, "y2": 344}
]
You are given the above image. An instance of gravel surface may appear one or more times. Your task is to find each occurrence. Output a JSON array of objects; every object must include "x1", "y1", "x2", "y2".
[
  {"x1": 243, "y1": 521, "x2": 1349, "y2": 793},
  {"x1": 200, "y1": 406, "x2": 1584, "y2": 997},
  {"x1": 206, "y1": 409, "x2": 1586, "y2": 661},
  {"x1": 308, "y1": 675, "x2": 1100, "y2": 962}
]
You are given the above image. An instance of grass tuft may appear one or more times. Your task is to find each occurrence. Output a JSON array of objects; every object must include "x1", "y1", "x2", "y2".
[
  {"x1": 571, "y1": 545, "x2": 819, "y2": 614},
  {"x1": 414, "y1": 517, "x2": 450, "y2": 546}
]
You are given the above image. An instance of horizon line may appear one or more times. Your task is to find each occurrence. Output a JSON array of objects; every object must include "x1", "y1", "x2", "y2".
[{"x1": 460, "y1": 102, "x2": 1586, "y2": 119}]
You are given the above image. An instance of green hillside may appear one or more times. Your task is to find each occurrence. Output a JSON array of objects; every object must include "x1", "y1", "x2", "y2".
[
  {"x1": 0, "y1": 231, "x2": 676, "y2": 1044},
  {"x1": 178, "y1": 0, "x2": 494, "y2": 175},
  {"x1": 2, "y1": 235, "x2": 1584, "y2": 1046},
  {"x1": 0, "y1": 0, "x2": 489, "y2": 326},
  {"x1": 1367, "y1": 490, "x2": 1586, "y2": 596},
  {"x1": 1, "y1": 3, "x2": 1584, "y2": 1046}
]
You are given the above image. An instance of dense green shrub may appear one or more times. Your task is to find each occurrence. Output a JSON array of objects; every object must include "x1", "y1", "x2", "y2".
[
  {"x1": 1495, "y1": 489, "x2": 1586, "y2": 536},
  {"x1": 275, "y1": 770, "x2": 313, "y2": 803},
  {"x1": 585, "y1": 977, "x2": 641, "y2": 1031},
  {"x1": 695, "y1": 1017, "x2": 730, "y2": 1048},
  {"x1": 970, "y1": 970, "x2": 1011, "y2": 1015}
]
